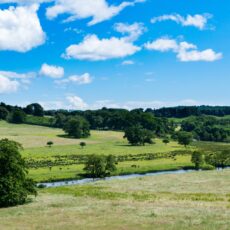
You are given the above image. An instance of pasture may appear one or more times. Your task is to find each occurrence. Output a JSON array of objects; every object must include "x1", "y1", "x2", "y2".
[
  {"x1": 0, "y1": 170, "x2": 229, "y2": 229},
  {"x1": 0, "y1": 121, "x2": 195, "y2": 182}
]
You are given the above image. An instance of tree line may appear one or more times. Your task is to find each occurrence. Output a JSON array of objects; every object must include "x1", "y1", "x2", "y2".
[{"x1": 150, "y1": 106, "x2": 230, "y2": 118}]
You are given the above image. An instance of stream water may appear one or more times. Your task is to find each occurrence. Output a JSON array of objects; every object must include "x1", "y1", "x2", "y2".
[{"x1": 38, "y1": 167, "x2": 230, "y2": 188}]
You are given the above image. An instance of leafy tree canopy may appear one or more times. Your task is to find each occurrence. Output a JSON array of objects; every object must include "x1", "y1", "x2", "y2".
[{"x1": 0, "y1": 139, "x2": 37, "y2": 207}]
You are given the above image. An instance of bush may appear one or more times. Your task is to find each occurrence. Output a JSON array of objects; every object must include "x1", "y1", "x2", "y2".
[{"x1": 0, "y1": 139, "x2": 37, "y2": 207}]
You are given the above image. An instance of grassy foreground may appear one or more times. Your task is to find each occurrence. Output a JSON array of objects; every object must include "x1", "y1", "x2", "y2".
[{"x1": 0, "y1": 170, "x2": 229, "y2": 230}]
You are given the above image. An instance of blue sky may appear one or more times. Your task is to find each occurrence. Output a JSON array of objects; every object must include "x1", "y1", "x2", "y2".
[{"x1": 0, "y1": 0, "x2": 229, "y2": 110}]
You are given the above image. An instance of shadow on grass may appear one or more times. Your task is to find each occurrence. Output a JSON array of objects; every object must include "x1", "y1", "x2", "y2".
[{"x1": 57, "y1": 134, "x2": 79, "y2": 139}]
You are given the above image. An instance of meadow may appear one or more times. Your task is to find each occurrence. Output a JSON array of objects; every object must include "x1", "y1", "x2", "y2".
[
  {"x1": 0, "y1": 121, "x2": 196, "y2": 182},
  {"x1": 0, "y1": 170, "x2": 229, "y2": 229}
]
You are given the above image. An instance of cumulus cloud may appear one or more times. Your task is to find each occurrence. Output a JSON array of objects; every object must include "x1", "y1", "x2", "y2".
[
  {"x1": 55, "y1": 73, "x2": 93, "y2": 85},
  {"x1": 114, "y1": 22, "x2": 146, "y2": 42},
  {"x1": 39, "y1": 63, "x2": 64, "y2": 78},
  {"x1": 177, "y1": 48, "x2": 222, "y2": 62},
  {"x1": 46, "y1": 0, "x2": 145, "y2": 26},
  {"x1": 144, "y1": 38, "x2": 178, "y2": 52},
  {"x1": 66, "y1": 95, "x2": 88, "y2": 110},
  {"x1": 0, "y1": 71, "x2": 35, "y2": 79},
  {"x1": 0, "y1": 70, "x2": 35, "y2": 93},
  {"x1": 63, "y1": 34, "x2": 140, "y2": 61},
  {"x1": 144, "y1": 37, "x2": 222, "y2": 62},
  {"x1": 0, "y1": 4, "x2": 46, "y2": 52},
  {"x1": 151, "y1": 13, "x2": 212, "y2": 30},
  {"x1": 0, "y1": 75, "x2": 19, "y2": 93}
]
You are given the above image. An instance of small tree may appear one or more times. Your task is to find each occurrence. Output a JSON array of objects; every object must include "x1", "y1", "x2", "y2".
[
  {"x1": 80, "y1": 142, "x2": 86, "y2": 149},
  {"x1": 191, "y1": 151, "x2": 204, "y2": 170},
  {"x1": 177, "y1": 131, "x2": 193, "y2": 147},
  {"x1": 162, "y1": 137, "x2": 170, "y2": 145},
  {"x1": 84, "y1": 154, "x2": 117, "y2": 178},
  {"x1": 47, "y1": 141, "x2": 54, "y2": 148},
  {"x1": 0, "y1": 139, "x2": 37, "y2": 207},
  {"x1": 105, "y1": 155, "x2": 117, "y2": 175}
]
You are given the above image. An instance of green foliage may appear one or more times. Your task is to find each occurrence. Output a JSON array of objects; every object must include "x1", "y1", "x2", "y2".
[
  {"x1": 205, "y1": 150, "x2": 230, "y2": 167},
  {"x1": 80, "y1": 142, "x2": 86, "y2": 148},
  {"x1": 124, "y1": 125, "x2": 154, "y2": 146},
  {"x1": 0, "y1": 106, "x2": 9, "y2": 120},
  {"x1": 162, "y1": 137, "x2": 170, "y2": 145},
  {"x1": 84, "y1": 154, "x2": 117, "y2": 178},
  {"x1": 47, "y1": 141, "x2": 54, "y2": 148},
  {"x1": 9, "y1": 109, "x2": 26, "y2": 124},
  {"x1": 181, "y1": 116, "x2": 229, "y2": 142},
  {"x1": 25, "y1": 103, "x2": 44, "y2": 117},
  {"x1": 25, "y1": 115, "x2": 54, "y2": 127},
  {"x1": 63, "y1": 116, "x2": 90, "y2": 138},
  {"x1": 53, "y1": 113, "x2": 67, "y2": 128},
  {"x1": 0, "y1": 139, "x2": 37, "y2": 207},
  {"x1": 177, "y1": 131, "x2": 193, "y2": 147},
  {"x1": 191, "y1": 151, "x2": 204, "y2": 169}
]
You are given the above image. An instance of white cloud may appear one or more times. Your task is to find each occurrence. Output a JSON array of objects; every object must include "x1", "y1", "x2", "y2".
[
  {"x1": 63, "y1": 34, "x2": 140, "y2": 61},
  {"x1": 151, "y1": 13, "x2": 212, "y2": 30},
  {"x1": 66, "y1": 96, "x2": 88, "y2": 110},
  {"x1": 177, "y1": 49, "x2": 223, "y2": 62},
  {"x1": 56, "y1": 73, "x2": 93, "y2": 85},
  {"x1": 114, "y1": 22, "x2": 146, "y2": 41},
  {"x1": 0, "y1": 71, "x2": 35, "y2": 79},
  {"x1": 122, "y1": 60, "x2": 135, "y2": 65},
  {"x1": 46, "y1": 0, "x2": 145, "y2": 26},
  {"x1": 0, "y1": 75, "x2": 19, "y2": 93},
  {"x1": 40, "y1": 63, "x2": 64, "y2": 78},
  {"x1": 144, "y1": 37, "x2": 222, "y2": 62},
  {"x1": 37, "y1": 97, "x2": 212, "y2": 111},
  {"x1": 0, "y1": 0, "x2": 51, "y2": 3},
  {"x1": 0, "y1": 4, "x2": 46, "y2": 52},
  {"x1": 0, "y1": 70, "x2": 35, "y2": 92},
  {"x1": 144, "y1": 38, "x2": 178, "y2": 52}
]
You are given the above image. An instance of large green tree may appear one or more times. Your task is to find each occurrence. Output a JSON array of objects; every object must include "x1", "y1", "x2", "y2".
[
  {"x1": 63, "y1": 116, "x2": 90, "y2": 138},
  {"x1": 25, "y1": 103, "x2": 44, "y2": 117},
  {"x1": 0, "y1": 139, "x2": 37, "y2": 207},
  {"x1": 124, "y1": 125, "x2": 154, "y2": 146},
  {"x1": 177, "y1": 131, "x2": 193, "y2": 147}
]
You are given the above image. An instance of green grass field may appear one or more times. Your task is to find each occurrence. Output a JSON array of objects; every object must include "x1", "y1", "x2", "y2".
[
  {"x1": 0, "y1": 120, "x2": 228, "y2": 182},
  {"x1": 0, "y1": 121, "x2": 195, "y2": 182},
  {"x1": 0, "y1": 170, "x2": 229, "y2": 230}
]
